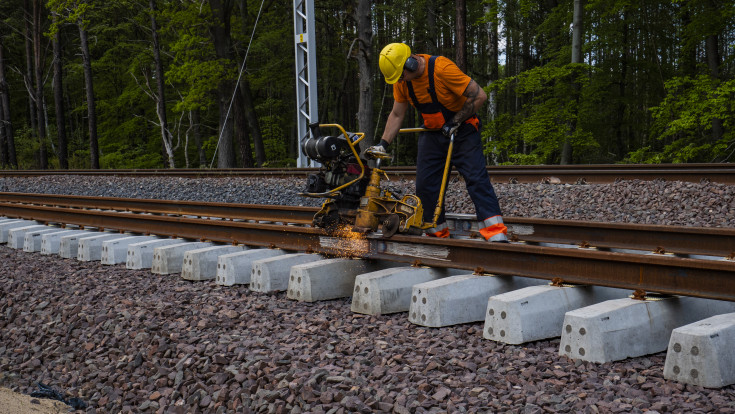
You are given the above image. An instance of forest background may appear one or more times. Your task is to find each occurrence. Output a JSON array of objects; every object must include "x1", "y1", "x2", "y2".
[{"x1": 0, "y1": 0, "x2": 733, "y2": 170}]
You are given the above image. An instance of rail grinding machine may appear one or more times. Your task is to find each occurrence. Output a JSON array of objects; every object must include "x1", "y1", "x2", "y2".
[{"x1": 299, "y1": 123, "x2": 456, "y2": 238}]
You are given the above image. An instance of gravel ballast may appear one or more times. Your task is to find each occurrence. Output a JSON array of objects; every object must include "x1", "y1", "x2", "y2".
[{"x1": 1, "y1": 175, "x2": 735, "y2": 413}]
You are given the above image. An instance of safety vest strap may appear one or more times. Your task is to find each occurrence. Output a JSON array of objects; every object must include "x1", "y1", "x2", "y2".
[
  {"x1": 406, "y1": 56, "x2": 479, "y2": 130},
  {"x1": 406, "y1": 56, "x2": 449, "y2": 118}
]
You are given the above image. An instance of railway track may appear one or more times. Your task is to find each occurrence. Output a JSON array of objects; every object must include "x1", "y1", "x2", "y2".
[
  {"x1": 3, "y1": 193, "x2": 735, "y2": 392},
  {"x1": 1, "y1": 192, "x2": 733, "y2": 301},
  {"x1": 1, "y1": 162, "x2": 734, "y2": 183}
]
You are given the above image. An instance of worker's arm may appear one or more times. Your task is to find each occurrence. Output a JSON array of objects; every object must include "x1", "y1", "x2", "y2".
[
  {"x1": 379, "y1": 100, "x2": 409, "y2": 146},
  {"x1": 451, "y1": 80, "x2": 487, "y2": 124}
]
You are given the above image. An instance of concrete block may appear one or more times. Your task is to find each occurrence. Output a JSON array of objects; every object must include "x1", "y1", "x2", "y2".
[
  {"x1": 250, "y1": 253, "x2": 324, "y2": 293},
  {"x1": 181, "y1": 245, "x2": 247, "y2": 281},
  {"x1": 559, "y1": 297, "x2": 735, "y2": 363},
  {"x1": 101, "y1": 236, "x2": 160, "y2": 265},
  {"x1": 485, "y1": 284, "x2": 629, "y2": 344},
  {"x1": 287, "y1": 258, "x2": 390, "y2": 302},
  {"x1": 59, "y1": 231, "x2": 100, "y2": 259},
  {"x1": 78, "y1": 233, "x2": 132, "y2": 261},
  {"x1": 23, "y1": 227, "x2": 63, "y2": 252},
  {"x1": 0, "y1": 220, "x2": 38, "y2": 243},
  {"x1": 351, "y1": 267, "x2": 455, "y2": 315},
  {"x1": 216, "y1": 249, "x2": 286, "y2": 286},
  {"x1": 151, "y1": 242, "x2": 213, "y2": 275},
  {"x1": 664, "y1": 313, "x2": 735, "y2": 388},
  {"x1": 8, "y1": 225, "x2": 51, "y2": 249},
  {"x1": 41, "y1": 230, "x2": 88, "y2": 255},
  {"x1": 409, "y1": 274, "x2": 546, "y2": 328},
  {"x1": 126, "y1": 239, "x2": 184, "y2": 270}
]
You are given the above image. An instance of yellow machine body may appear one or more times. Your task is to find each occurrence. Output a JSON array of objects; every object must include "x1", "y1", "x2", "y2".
[{"x1": 302, "y1": 124, "x2": 453, "y2": 238}]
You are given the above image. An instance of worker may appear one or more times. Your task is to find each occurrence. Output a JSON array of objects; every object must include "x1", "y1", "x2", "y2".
[{"x1": 369, "y1": 42, "x2": 508, "y2": 242}]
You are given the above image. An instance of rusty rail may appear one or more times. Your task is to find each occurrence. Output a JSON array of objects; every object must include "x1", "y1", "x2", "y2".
[
  {"x1": 0, "y1": 163, "x2": 734, "y2": 183},
  {"x1": 2, "y1": 192, "x2": 734, "y2": 258},
  {"x1": 1, "y1": 201, "x2": 734, "y2": 302},
  {"x1": 0, "y1": 192, "x2": 315, "y2": 224}
]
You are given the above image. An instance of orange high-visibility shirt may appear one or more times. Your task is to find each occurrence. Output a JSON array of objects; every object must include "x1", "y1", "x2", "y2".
[{"x1": 392, "y1": 54, "x2": 471, "y2": 113}]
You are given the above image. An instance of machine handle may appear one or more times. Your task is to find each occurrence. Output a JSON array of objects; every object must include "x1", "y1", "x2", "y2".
[{"x1": 398, "y1": 127, "x2": 439, "y2": 134}]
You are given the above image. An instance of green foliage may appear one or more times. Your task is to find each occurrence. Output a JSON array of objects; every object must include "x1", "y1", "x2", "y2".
[
  {"x1": 3, "y1": 0, "x2": 735, "y2": 170},
  {"x1": 256, "y1": 97, "x2": 290, "y2": 166},
  {"x1": 100, "y1": 144, "x2": 163, "y2": 169},
  {"x1": 163, "y1": 1, "x2": 221, "y2": 113},
  {"x1": 485, "y1": 63, "x2": 599, "y2": 164},
  {"x1": 632, "y1": 75, "x2": 735, "y2": 163}
]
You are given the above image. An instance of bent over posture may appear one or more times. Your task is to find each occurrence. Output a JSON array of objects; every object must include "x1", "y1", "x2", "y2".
[{"x1": 370, "y1": 42, "x2": 508, "y2": 242}]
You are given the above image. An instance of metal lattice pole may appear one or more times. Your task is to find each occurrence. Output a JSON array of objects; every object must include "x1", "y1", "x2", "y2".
[{"x1": 293, "y1": 0, "x2": 318, "y2": 167}]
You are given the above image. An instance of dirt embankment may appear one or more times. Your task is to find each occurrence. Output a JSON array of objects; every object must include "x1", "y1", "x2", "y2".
[{"x1": 0, "y1": 387, "x2": 69, "y2": 414}]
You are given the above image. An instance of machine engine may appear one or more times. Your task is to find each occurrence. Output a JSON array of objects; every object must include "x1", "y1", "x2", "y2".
[{"x1": 300, "y1": 123, "x2": 371, "y2": 228}]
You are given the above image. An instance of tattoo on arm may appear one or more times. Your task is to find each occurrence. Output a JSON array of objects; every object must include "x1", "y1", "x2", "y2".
[{"x1": 452, "y1": 80, "x2": 480, "y2": 124}]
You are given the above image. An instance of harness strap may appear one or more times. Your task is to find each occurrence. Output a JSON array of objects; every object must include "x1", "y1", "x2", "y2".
[
  {"x1": 406, "y1": 56, "x2": 439, "y2": 110},
  {"x1": 406, "y1": 56, "x2": 478, "y2": 129}
]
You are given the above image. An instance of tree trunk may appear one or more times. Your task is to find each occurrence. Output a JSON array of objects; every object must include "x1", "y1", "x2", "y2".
[
  {"x1": 0, "y1": 97, "x2": 6, "y2": 167},
  {"x1": 78, "y1": 14, "x2": 100, "y2": 169},
  {"x1": 149, "y1": 0, "x2": 175, "y2": 168},
  {"x1": 0, "y1": 36, "x2": 16, "y2": 168},
  {"x1": 425, "y1": 0, "x2": 437, "y2": 52},
  {"x1": 191, "y1": 109, "x2": 206, "y2": 167},
  {"x1": 454, "y1": 0, "x2": 467, "y2": 72},
  {"x1": 562, "y1": 0, "x2": 584, "y2": 165},
  {"x1": 32, "y1": 0, "x2": 48, "y2": 169},
  {"x1": 571, "y1": 0, "x2": 583, "y2": 65},
  {"x1": 485, "y1": 0, "x2": 499, "y2": 165},
  {"x1": 52, "y1": 14, "x2": 68, "y2": 169},
  {"x1": 355, "y1": 0, "x2": 373, "y2": 149},
  {"x1": 614, "y1": 8, "x2": 629, "y2": 160},
  {"x1": 233, "y1": 86, "x2": 252, "y2": 167},
  {"x1": 240, "y1": 79, "x2": 264, "y2": 166},
  {"x1": 24, "y1": 0, "x2": 38, "y2": 168},
  {"x1": 679, "y1": 6, "x2": 697, "y2": 77},
  {"x1": 237, "y1": 0, "x2": 265, "y2": 166},
  {"x1": 705, "y1": 33, "x2": 723, "y2": 144},
  {"x1": 209, "y1": 0, "x2": 236, "y2": 168}
]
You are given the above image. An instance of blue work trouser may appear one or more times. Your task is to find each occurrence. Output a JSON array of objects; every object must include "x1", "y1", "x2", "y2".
[{"x1": 415, "y1": 122, "x2": 502, "y2": 225}]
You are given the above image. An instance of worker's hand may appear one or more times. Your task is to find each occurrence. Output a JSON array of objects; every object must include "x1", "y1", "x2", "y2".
[
  {"x1": 441, "y1": 121, "x2": 460, "y2": 138},
  {"x1": 364, "y1": 139, "x2": 390, "y2": 159},
  {"x1": 365, "y1": 144, "x2": 386, "y2": 157}
]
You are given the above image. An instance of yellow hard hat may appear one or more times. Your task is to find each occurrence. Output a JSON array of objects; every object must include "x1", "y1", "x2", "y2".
[{"x1": 379, "y1": 43, "x2": 411, "y2": 84}]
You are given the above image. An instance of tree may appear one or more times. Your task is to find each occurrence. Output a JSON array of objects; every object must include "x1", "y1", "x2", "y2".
[
  {"x1": 162, "y1": 0, "x2": 218, "y2": 168},
  {"x1": 237, "y1": 0, "x2": 264, "y2": 167},
  {"x1": 0, "y1": 34, "x2": 17, "y2": 168},
  {"x1": 23, "y1": 0, "x2": 39, "y2": 167},
  {"x1": 32, "y1": 0, "x2": 49, "y2": 169},
  {"x1": 208, "y1": 0, "x2": 237, "y2": 168},
  {"x1": 148, "y1": 0, "x2": 175, "y2": 168},
  {"x1": 0, "y1": 0, "x2": 731, "y2": 170},
  {"x1": 51, "y1": 13, "x2": 68, "y2": 169},
  {"x1": 355, "y1": 0, "x2": 373, "y2": 149},
  {"x1": 484, "y1": 0, "x2": 499, "y2": 165},
  {"x1": 455, "y1": 0, "x2": 467, "y2": 72},
  {"x1": 561, "y1": 0, "x2": 584, "y2": 165},
  {"x1": 78, "y1": 8, "x2": 99, "y2": 169}
]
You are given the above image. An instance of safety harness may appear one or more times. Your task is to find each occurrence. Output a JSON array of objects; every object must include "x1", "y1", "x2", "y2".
[{"x1": 406, "y1": 56, "x2": 479, "y2": 131}]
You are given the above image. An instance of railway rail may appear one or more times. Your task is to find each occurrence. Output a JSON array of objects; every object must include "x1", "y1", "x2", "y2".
[
  {"x1": 2, "y1": 192, "x2": 734, "y2": 258},
  {"x1": 1, "y1": 192, "x2": 734, "y2": 302},
  {"x1": 1, "y1": 163, "x2": 734, "y2": 183}
]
